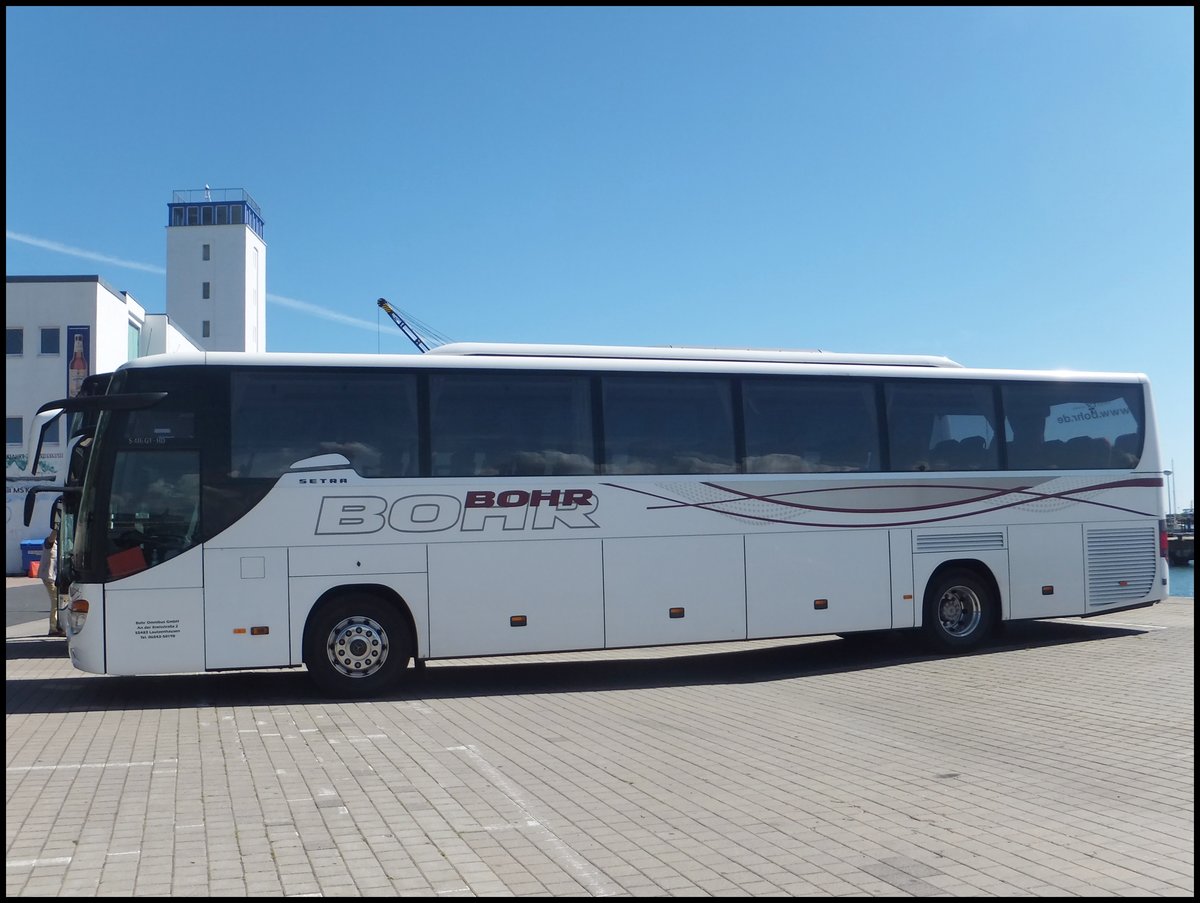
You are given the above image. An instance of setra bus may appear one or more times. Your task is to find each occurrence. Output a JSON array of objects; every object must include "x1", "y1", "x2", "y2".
[{"x1": 48, "y1": 344, "x2": 1169, "y2": 696}]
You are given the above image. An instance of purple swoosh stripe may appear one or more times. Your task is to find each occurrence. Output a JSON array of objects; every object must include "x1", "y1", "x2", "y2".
[{"x1": 601, "y1": 478, "x2": 1160, "y2": 529}]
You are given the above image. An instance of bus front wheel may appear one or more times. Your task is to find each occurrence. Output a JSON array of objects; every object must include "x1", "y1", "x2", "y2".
[
  {"x1": 922, "y1": 568, "x2": 996, "y2": 653},
  {"x1": 304, "y1": 592, "x2": 412, "y2": 698}
]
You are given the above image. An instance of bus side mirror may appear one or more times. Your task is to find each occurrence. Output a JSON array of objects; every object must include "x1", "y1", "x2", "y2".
[
  {"x1": 28, "y1": 409, "x2": 65, "y2": 476},
  {"x1": 23, "y1": 486, "x2": 54, "y2": 528},
  {"x1": 67, "y1": 433, "x2": 93, "y2": 485},
  {"x1": 22, "y1": 486, "x2": 78, "y2": 527}
]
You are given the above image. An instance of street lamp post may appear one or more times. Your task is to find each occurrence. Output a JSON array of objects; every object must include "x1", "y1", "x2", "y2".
[
  {"x1": 1170, "y1": 459, "x2": 1177, "y2": 522},
  {"x1": 1164, "y1": 469, "x2": 1174, "y2": 528}
]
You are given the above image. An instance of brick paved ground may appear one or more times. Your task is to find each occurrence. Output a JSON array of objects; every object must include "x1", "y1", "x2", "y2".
[{"x1": 6, "y1": 578, "x2": 1194, "y2": 896}]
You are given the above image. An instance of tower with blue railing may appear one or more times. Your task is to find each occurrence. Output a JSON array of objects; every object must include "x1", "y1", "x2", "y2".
[{"x1": 166, "y1": 187, "x2": 267, "y2": 352}]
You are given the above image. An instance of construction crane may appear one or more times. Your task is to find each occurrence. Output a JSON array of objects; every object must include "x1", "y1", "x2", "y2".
[{"x1": 377, "y1": 297, "x2": 431, "y2": 353}]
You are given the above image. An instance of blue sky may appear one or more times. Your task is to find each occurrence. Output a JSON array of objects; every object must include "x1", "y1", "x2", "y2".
[{"x1": 5, "y1": 7, "x2": 1194, "y2": 510}]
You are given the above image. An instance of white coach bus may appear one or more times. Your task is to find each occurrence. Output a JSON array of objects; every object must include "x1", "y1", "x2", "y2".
[{"x1": 50, "y1": 344, "x2": 1169, "y2": 696}]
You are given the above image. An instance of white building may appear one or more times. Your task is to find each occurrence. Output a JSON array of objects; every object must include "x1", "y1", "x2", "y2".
[{"x1": 5, "y1": 187, "x2": 267, "y2": 573}]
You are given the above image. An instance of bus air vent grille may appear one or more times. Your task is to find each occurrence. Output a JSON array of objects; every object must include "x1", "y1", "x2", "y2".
[
  {"x1": 1085, "y1": 526, "x2": 1157, "y2": 605},
  {"x1": 914, "y1": 531, "x2": 1006, "y2": 553}
]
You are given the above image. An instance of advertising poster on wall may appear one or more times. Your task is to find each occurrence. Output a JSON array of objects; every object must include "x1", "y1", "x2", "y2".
[{"x1": 66, "y1": 325, "x2": 91, "y2": 398}]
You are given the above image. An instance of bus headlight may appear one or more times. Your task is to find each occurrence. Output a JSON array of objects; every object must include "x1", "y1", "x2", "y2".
[{"x1": 68, "y1": 599, "x2": 90, "y2": 633}]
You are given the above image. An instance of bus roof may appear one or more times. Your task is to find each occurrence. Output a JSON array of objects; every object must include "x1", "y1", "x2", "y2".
[
  {"x1": 427, "y1": 342, "x2": 964, "y2": 368},
  {"x1": 115, "y1": 349, "x2": 1149, "y2": 385}
]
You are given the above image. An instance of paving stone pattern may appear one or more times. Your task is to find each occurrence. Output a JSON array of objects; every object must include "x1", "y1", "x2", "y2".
[{"x1": 6, "y1": 584, "x2": 1194, "y2": 897}]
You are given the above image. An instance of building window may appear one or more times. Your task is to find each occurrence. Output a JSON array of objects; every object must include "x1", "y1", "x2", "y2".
[
  {"x1": 44, "y1": 418, "x2": 61, "y2": 446},
  {"x1": 202, "y1": 205, "x2": 214, "y2": 225},
  {"x1": 171, "y1": 207, "x2": 185, "y2": 226},
  {"x1": 202, "y1": 282, "x2": 211, "y2": 300},
  {"x1": 40, "y1": 327, "x2": 61, "y2": 355},
  {"x1": 128, "y1": 323, "x2": 140, "y2": 360},
  {"x1": 6, "y1": 328, "x2": 23, "y2": 355},
  {"x1": 187, "y1": 206, "x2": 199, "y2": 225},
  {"x1": 202, "y1": 320, "x2": 211, "y2": 338},
  {"x1": 202, "y1": 243, "x2": 210, "y2": 261},
  {"x1": 6, "y1": 417, "x2": 21, "y2": 446}
]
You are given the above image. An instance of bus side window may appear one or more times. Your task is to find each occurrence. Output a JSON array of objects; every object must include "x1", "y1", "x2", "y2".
[
  {"x1": 430, "y1": 373, "x2": 594, "y2": 478},
  {"x1": 888, "y1": 418, "x2": 935, "y2": 471},
  {"x1": 742, "y1": 378, "x2": 879, "y2": 474},
  {"x1": 930, "y1": 439, "x2": 960, "y2": 471},
  {"x1": 602, "y1": 375, "x2": 735, "y2": 476},
  {"x1": 231, "y1": 370, "x2": 419, "y2": 479},
  {"x1": 1001, "y1": 382, "x2": 1143, "y2": 473},
  {"x1": 1063, "y1": 436, "x2": 1112, "y2": 469},
  {"x1": 957, "y1": 436, "x2": 990, "y2": 470},
  {"x1": 1112, "y1": 433, "x2": 1140, "y2": 467}
]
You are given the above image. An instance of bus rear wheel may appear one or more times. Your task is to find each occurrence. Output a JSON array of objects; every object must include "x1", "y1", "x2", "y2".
[
  {"x1": 304, "y1": 592, "x2": 412, "y2": 698},
  {"x1": 922, "y1": 568, "x2": 996, "y2": 653}
]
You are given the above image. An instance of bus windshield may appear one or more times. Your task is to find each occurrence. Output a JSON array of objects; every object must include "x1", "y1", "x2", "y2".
[{"x1": 105, "y1": 446, "x2": 200, "y2": 578}]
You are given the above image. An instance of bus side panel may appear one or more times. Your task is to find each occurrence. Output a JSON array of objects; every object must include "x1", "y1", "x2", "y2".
[
  {"x1": 1083, "y1": 522, "x2": 1161, "y2": 611},
  {"x1": 428, "y1": 539, "x2": 603, "y2": 657},
  {"x1": 104, "y1": 587, "x2": 205, "y2": 676},
  {"x1": 746, "y1": 531, "x2": 891, "y2": 638},
  {"x1": 889, "y1": 530, "x2": 915, "y2": 629},
  {"x1": 287, "y1": 543, "x2": 427, "y2": 579},
  {"x1": 604, "y1": 535, "x2": 746, "y2": 648},
  {"x1": 1009, "y1": 524, "x2": 1086, "y2": 620},
  {"x1": 203, "y1": 547, "x2": 290, "y2": 669},
  {"x1": 101, "y1": 547, "x2": 205, "y2": 675}
]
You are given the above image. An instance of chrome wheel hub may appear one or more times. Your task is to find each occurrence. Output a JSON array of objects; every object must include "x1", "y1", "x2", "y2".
[
  {"x1": 938, "y1": 586, "x2": 982, "y2": 638},
  {"x1": 326, "y1": 615, "x2": 389, "y2": 678}
]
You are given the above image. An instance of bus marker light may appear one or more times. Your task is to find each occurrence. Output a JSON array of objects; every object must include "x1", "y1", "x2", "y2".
[
  {"x1": 1118, "y1": 580, "x2": 1129, "y2": 587},
  {"x1": 669, "y1": 607, "x2": 685, "y2": 618},
  {"x1": 68, "y1": 599, "x2": 89, "y2": 633},
  {"x1": 510, "y1": 616, "x2": 527, "y2": 627},
  {"x1": 903, "y1": 594, "x2": 913, "y2": 601},
  {"x1": 251, "y1": 626, "x2": 269, "y2": 636},
  {"x1": 1041, "y1": 586, "x2": 1054, "y2": 595},
  {"x1": 814, "y1": 599, "x2": 829, "y2": 610},
  {"x1": 233, "y1": 628, "x2": 247, "y2": 634}
]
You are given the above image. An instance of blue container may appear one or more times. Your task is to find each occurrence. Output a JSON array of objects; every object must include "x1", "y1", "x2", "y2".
[{"x1": 20, "y1": 539, "x2": 44, "y2": 574}]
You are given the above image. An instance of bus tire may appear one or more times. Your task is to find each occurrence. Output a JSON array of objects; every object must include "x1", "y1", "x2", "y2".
[
  {"x1": 922, "y1": 568, "x2": 996, "y2": 653},
  {"x1": 304, "y1": 592, "x2": 412, "y2": 698}
]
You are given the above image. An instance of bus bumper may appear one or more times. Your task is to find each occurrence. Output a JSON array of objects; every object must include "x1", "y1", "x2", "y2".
[{"x1": 65, "y1": 582, "x2": 105, "y2": 675}]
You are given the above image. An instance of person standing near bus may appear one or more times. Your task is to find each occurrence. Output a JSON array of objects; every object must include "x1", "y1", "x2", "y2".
[{"x1": 39, "y1": 501, "x2": 65, "y2": 637}]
